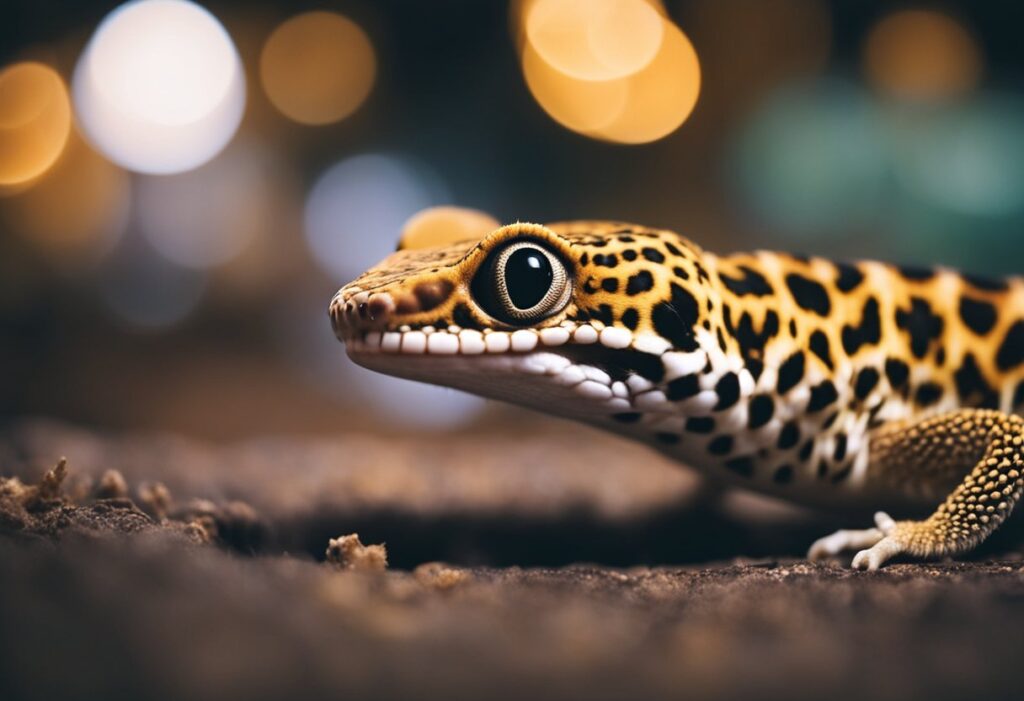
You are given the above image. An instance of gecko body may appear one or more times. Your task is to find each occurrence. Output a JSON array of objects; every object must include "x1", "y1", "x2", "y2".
[{"x1": 330, "y1": 221, "x2": 1024, "y2": 568}]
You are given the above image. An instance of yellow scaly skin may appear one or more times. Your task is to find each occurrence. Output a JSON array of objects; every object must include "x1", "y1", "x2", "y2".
[{"x1": 330, "y1": 221, "x2": 1024, "y2": 569}]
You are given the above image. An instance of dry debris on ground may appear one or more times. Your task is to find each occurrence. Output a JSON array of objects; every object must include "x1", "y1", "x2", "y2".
[{"x1": 2, "y1": 420, "x2": 1024, "y2": 701}]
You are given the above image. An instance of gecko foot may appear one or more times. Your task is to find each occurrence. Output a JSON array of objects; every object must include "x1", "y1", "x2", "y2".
[
  {"x1": 850, "y1": 512, "x2": 912, "y2": 571},
  {"x1": 807, "y1": 511, "x2": 898, "y2": 567}
]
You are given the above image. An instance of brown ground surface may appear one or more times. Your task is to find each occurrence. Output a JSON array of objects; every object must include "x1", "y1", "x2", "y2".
[{"x1": 2, "y1": 420, "x2": 1024, "y2": 701}]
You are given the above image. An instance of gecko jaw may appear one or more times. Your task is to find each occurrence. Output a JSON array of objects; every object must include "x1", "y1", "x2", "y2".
[{"x1": 337, "y1": 322, "x2": 718, "y2": 424}]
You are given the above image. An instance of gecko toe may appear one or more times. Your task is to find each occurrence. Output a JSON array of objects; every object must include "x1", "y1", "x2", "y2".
[{"x1": 807, "y1": 526, "x2": 884, "y2": 561}]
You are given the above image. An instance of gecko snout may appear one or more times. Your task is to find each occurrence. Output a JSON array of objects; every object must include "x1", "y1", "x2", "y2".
[{"x1": 329, "y1": 288, "x2": 396, "y2": 340}]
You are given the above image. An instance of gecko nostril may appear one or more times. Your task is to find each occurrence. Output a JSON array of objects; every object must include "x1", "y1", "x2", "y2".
[
  {"x1": 357, "y1": 302, "x2": 369, "y2": 319},
  {"x1": 367, "y1": 293, "x2": 395, "y2": 322}
]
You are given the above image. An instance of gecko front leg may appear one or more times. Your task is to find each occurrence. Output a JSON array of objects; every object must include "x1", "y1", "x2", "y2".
[{"x1": 809, "y1": 409, "x2": 1024, "y2": 570}]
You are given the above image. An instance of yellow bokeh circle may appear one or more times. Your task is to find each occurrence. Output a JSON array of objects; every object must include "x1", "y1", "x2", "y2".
[
  {"x1": 520, "y1": 4, "x2": 701, "y2": 145},
  {"x1": 260, "y1": 11, "x2": 376, "y2": 125},
  {"x1": 864, "y1": 10, "x2": 981, "y2": 101},
  {"x1": 400, "y1": 206, "x2": 501, "y2": 251},
  {"x1": 0, "y1": 62, "x2": 72, "y2": 186}
]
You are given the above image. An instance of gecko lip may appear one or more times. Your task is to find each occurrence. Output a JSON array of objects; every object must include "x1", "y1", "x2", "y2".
[{"x1": 335, "y1": 321, "x2": 718, "y2": 420}]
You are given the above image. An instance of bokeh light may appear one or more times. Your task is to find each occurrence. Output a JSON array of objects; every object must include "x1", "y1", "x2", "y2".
[
  {"x1": 0, "y1": 61, "x2": 71, "y2": 187},
  {"x1": 3, "y1": 129, "x2": 130, "y2": 265},
  {"x1": 519, "y1": 2, "x2": 700, "y2": 144},
  {"x1": 137, "y1": 138, "x2": 278, "y2": 269},
  {"x1": 525, "y1": 0, "x2": 664, "y2": 81},
  {"x1": 400, "y1": 206, "x2": 500, "y2": 250},
  {"x1": 98, "y1": 234, "x2": 207, "y2": 331},
  {"x1": 890, "y1": 94, "x2": 1024, "y2": 218},
  {"x1": 304, "y1": 153, "x2": 450, "y2": 282},
  {"x1": 864, "y1": 10, "x2": 982, "y2": 102},
  {"x1": 72, "y1": 0, "x2": 246, "y2": 174},
  {"x1": 521, "y1": 41, "x2": 630, "y2": 133},
  {"x1": 730, "y1": 79, "x2": 886, "y2": 238},
  {"x1": 260, "y1": 11, "x2": 376, "y2": 126},
  {"x1": 589, "y1": 20, "x2": 701, "y2": 144},
  {"x1": 684, "y1": 0, "x2": 831, "y2": 116}
]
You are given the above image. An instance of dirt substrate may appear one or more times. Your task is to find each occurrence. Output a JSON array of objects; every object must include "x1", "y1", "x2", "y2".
[{"x1": 2, "y1": 420, "x2": 1024, "y2": 701}]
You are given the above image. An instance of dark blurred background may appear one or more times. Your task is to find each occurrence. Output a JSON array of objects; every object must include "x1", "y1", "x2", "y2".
[{"x1": 3, "y1": 0, "x2": 1024, "y2": 440}]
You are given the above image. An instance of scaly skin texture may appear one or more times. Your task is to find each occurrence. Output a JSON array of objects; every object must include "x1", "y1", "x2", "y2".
[{"x1": 330, "y1": 221, "x2": 1024, "y2": 569}]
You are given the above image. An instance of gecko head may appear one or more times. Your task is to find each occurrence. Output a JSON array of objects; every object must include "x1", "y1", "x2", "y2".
[{"x1": 330, "y1": 221, "x2": 724, "y2": 423}]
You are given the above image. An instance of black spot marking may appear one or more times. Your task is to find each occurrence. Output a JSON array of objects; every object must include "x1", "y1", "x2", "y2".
[
  {"x1": 666, "y1": 374, "x2": 700, "y2": 401},
  {"x1": 617, "y1": 235, "x2": 635, "y2": 243},
  {"x1": 868, "y1": 401, "x2": 887, "y2": 427},
  {"x1": 835, "y1": 263, "x2": 864, "y2": 293},
  {"x1": 626, "y1": 270, "x2": 654, "y2": 295},
  {"x1": 452, "y1": 303, "x2": 483, "y2": 330},
  {"x1": 777, "y1": 352, "x2": 805, "y2": 394},
  {"x1": 733, "y1": 310, "x2": 780, "y2": 364},
  {"x1": 964, "y1": 273, "x2": 1009, "y2": 292},
  {"x1": 817, "y1": 460, "x2": 829, "y2": 478},
  {"x1": 748, "y1": 395, "x2": 774, "y2": 429},
  {"x1": 789, "y1": 319, "x2": 798, "y2": 337},
  {"x1": 799, "y1": 440, "x2": 814, "y2": 461},
  {"x1": 620, "y1": 308, "x2": 639, "y2": 330},
  {"x1": 686, "y1": 416, "x2": 715, "y2": 433},
  {"x1": 592, "y1": 253, "x2": 618, "y2": 268},
  {"x1": 841, "y1": 297, "x2": 881, "y2": 355},
  {"x1": 833, "y1": 434, "x2": 847, "y2": 462},
  {"x1": 822, "y1": 411, "x2": 839, "y2": 429},
  {"x1": 914, "y1": 382, "x2": 944, "y2": 407},
  {"x1": 573, "y1": 345, "x2": 664, "y2": 383},
  {"x1": 786, "y1": 273, "x2": 831, "y2": 316},
  {"x1": 579, "y1": 253, "x2": 589, "y2": 266},
  {"x1": 612, "y1": 412, "x2": 642, "y2": 423},
  {"x1": 778, "y1": 422, "x2": 800, "y2": 449},
  {"x1": 954, "y1": 353, "x2": 998, "y2": 408},
  {"x1": 655, "y1": 432, "x2": 680, "y2": 445},
  {"x1": 719, "y1": 265, "x2": 773, "y2": 297},
  {"x1": 651, "y1": 283, "x2": 700, "y2": 352},
  {"x1": 708, "y1": 435, "x2": 733, "y2": 455},
  {"x1": 936, "y1": 348, "x2": 946, "y2": 366},
  {"x1": 724, "y1": 456, "x2": 754, "y2": 477},
  {"x1": 717, "y1": 328, "x2": 728, "y2": 352},
  {"x1": 809, "y1": 330, "x2": 833, "y2": 369},
  {"x1": 600, "y1": 278, "x2": 619, "y2": 293},
  {"x1": 591, "y1": 304, "x2": 614, "y2": 326},
  {"x1": 959, "y1": 296, "x2": 997, "y2": 335},
  {"x1": 807, "y1": 380, "x2": 838, "y2": 412},
  {"x1": 896, "y1": 297, "x2": 943, "y2": 359},
  {"x1": 713, "y1": 372, "x2": 740, "y2": 411},
  {"x1": 673, "y1": 266, "x2": 690, "y2": 280},
  {"x1": 830, "y1": 464, "x2": 853, "y2": 484},
  {"x1": 854, "y1": 367, "x2": 880, "y2": 400},
  {"x1": 899, "y1": 265, "x2": 935, "y2": 281},
  {"x1": 665, "y1": 242, "x2": 683, "y2": 256},
  {"x1": 746, "y1": 358, "x2": 764, "y2": 382},
  {"x1": 622, "y1": 249, "x2": 638, "y2": 261},
  {"x1": 996, "y1": 320, "x2": 1024, "y2": 371},
  {"x1": 885, "y1": 358, "x2": 909, "y2": 389},
  {"x1": 773, "y1": 465, "x2": 794, "y2": 484},
  {"x1": 641, "y1": 247, "x2": 665, "y2": 263}
]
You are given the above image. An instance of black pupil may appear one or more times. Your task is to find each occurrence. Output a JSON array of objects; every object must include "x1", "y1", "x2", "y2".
[{"x1": 504, "y1": 247, "x2": 553, "y2": 310}]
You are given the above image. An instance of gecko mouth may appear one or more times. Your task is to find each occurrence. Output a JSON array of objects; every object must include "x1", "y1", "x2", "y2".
[{"x1": 332, "y1": 307, "x2": 716, "y2": 421}]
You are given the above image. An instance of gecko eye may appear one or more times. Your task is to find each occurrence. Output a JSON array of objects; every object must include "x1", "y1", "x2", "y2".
[{"x1": 473, "y1": 240, "x2": 570, "y2": 324}]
